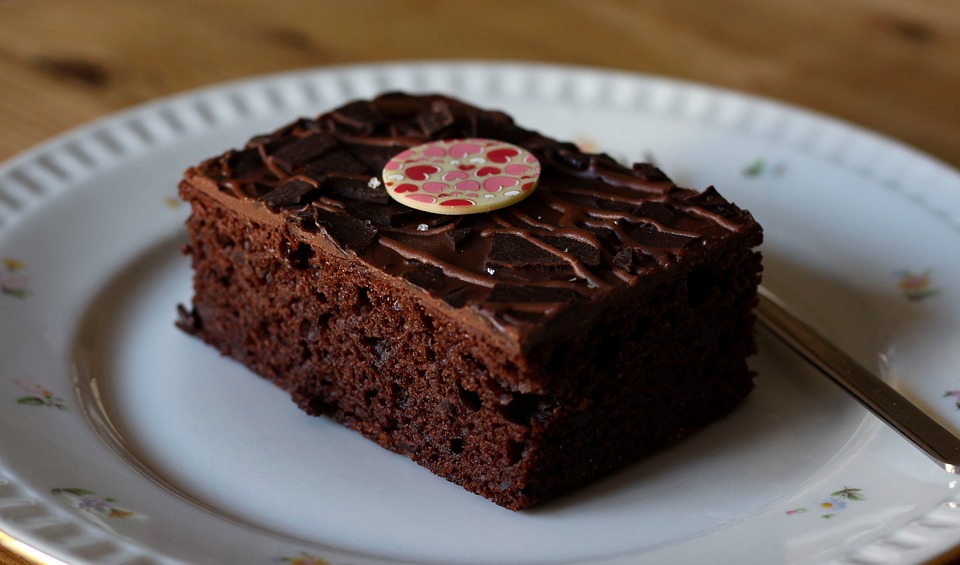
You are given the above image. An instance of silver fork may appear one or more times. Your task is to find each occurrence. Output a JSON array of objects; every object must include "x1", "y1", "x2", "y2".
[{"x1": 755, "y1": 285, "x2": 960, "y2": 473}]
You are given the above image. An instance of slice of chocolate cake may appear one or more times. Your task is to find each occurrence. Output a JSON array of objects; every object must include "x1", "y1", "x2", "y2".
[{"x1": 177, "y1": 92, "x2": 763, "y2": 510}]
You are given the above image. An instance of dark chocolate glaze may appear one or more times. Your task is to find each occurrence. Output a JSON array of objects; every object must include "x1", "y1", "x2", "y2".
[{"x1": 186, "y1": 93, "x2": 760, "y2": 346}]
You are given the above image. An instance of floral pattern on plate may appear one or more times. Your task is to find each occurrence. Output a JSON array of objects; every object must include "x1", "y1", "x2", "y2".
[
  {"x1": 274, "y1": 552, "x2": 346, "y2": 565},
  {"x1": 163, "y1": 195, "x2": 182, "y2": 210},
  {"x1": 1, "y1": 62, "x2": 959, "y2": 565},
  {"x1": 51, "y1": 488, "x2": 145, "y2": 524},
  {"x1": 897, "y1": 269, "x2": 941, "y2": 301},
  {"x1": 742, "y1": 157, "x2": 787, "y2": 178},
  {"x1": 786, "y1": 487, "x2": 865, "y2": 519},
  {"x1": 942, "y1": 389, "x2": 960, "y2": 410},
  {"x1": 13, "y1": 378, "x2": 68, "y2": 411},
  {"x1": 0, "y1": 258, "x2": 31, "y2": 299}
]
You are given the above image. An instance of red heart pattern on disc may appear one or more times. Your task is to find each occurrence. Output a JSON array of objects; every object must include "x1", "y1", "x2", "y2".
[{"x1": 381, "y1": 138, "x2": 541, "y2": 215}]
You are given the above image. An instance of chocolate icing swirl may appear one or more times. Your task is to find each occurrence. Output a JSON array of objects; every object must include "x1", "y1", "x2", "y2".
[{"x1": 190, "y1": 92, "x2": 760, "y2": 338}]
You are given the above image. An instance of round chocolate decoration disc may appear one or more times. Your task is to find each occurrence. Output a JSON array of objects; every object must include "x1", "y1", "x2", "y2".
[{"x1": 382, "y1": 138, "x2": 540, "y2": 214}]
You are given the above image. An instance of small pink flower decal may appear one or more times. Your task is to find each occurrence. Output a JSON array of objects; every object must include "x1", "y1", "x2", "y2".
[
  {"x1": 51, "y1": 488, "x2": 145, "y2": 522},
  {"x1": 14, "y1": 378, "x2": 68, "y2": 411},
  {"x1": 787, "y1": 486, "x2": 864, "y2": 519},
  {"x1": 943, "y1": 389, "x2": 960, "y2": 410},
  {"x1": 1, "y1": 258, "x2": 31, "y2": 298},
  {"x1": 274, "y1": 552, "x2": 332, "y2": 565},
  {"x1": 743, "y1": 158, "x2": 787, "y2": 178},
  {"x1": 897, "y1": 269, "x2": 940, "y2": 301}
]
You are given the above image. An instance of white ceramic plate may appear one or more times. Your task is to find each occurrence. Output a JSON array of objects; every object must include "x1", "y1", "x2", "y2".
[{"x1": 2, "y1": 62, "x2": 960, "y2": 565}]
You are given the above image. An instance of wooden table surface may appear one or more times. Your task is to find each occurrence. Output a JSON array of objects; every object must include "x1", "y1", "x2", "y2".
[{"x1": 1, "y1": 1, "x2": 959, "y2": 563}]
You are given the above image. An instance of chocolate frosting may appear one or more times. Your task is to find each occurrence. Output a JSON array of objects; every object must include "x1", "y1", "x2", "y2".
[{"x1": 184, "y1": 93, "x2": 761, "y2": 349}]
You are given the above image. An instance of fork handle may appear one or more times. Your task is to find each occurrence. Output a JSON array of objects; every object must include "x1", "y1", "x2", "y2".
[{"x1": 756, "y1": 287, "x2": 960, "y2": 472}]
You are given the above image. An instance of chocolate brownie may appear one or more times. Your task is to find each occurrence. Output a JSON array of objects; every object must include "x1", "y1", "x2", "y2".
[{"x1": 177, "y1": 92, "x2": 763, "y2": 510}]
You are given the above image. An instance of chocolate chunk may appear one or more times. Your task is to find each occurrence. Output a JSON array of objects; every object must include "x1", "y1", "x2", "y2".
[
  {"x1": 549, "y1": 144, "x2": 591, "y2": 170},
  {"x1": 580, "y1": 225, "x2": 620, "y2": 248},
  {"x1": 594, "y1": 199, "x2": 677, "y2": 225},
  {"x1": 417, "y1": 100, "x2": 455, "y2": 136},
  {"x1": 629, "y1": 223, "x2": 697, "y2": 248},
  {"x1": 351, "y1": 201, "x2": 421, "y2": 227},
  {"x1": 612, "y1": 247, "x2": 646, "y2": 269},
  {"x1": 632, "y1": 162, "x2": 671, "y2": 182},
  {"x1": 474, "y1": 111, "x2": 518, "y2": 141},
  {"x1": 227, "y1": 147, "x2": 267, "y2": 177},
  {"x1": 447, "y1": 227, "x2": 473, "y2": 249},
  {"x1": 287, "y1": 207, "x2": 318, "y2": 232},
  {"x1": 312, "y1": 206, "x2": 378, "y2": 251},
  {"x1": 303, "y1": 150, "x2": 369, "y2": 179},
  {"x1": 331, "y1": 100, "x2": 383, "y2": 132},
  {"x1": 271, "y1": 135, "x2": 337, "y2": 173},
  {"x1": 487, "y1": 283, "x2": 580, "y2": 303},
  {"x1": 348, "y1": 145, "x2": 396, "y2": 173},
  {"x1": 324, "y1": 177, "x2": 389, "y2": 203},
  {"x1": 612, "y1": 247, "x2": 661, "y2": 273},
  {"x1": 612, "y1": 248, "x2": 635, "y2": 272},
  {"x1": 247, "y1": 182, "x2": 275, "y2": 198},
  {"x1": 371, "y1": 92, "x2": 421, "y2": 119},
  {"x1": 441, "y1": 286, "x2": 469, "y2": 308},
  {"x1": 593, "y1": 197, "x2": 640, "y2": 215},
  {"x1": 538, "y1": 235, "x2": 601, "y2": 266},
  {"x1": 271, "y1": 117, "x2": 324, "y2": 137},
  {"x1": 402, "y1": 264, "x2": 447, "y2": 292},
  {"x1": 635, "y1": 202, "x2": 677, "y2": 224},
  {"x1": 259, "y1": 180, "x2": 319, "y2": 212},
  {"x1": 486, "y1": 234, "x2": 565, "y2": 269},
  {"x1": 175, "y1": 304, "x2": 201, "y2": 334},
  {"x1": 682, "y1": 186, "x2": 731, "y2": 216},
  {"x1": 245, "y1": 133, "x2": 276, "y2": 148}
]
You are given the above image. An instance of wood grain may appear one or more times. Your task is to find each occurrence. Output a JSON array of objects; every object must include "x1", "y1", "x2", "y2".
[
  {"x1": 1, "y1": 0, "x2": 959, "y2": 166},
  {"x1": 1, "y1": 1, "x2": 959, "y2": 563}
]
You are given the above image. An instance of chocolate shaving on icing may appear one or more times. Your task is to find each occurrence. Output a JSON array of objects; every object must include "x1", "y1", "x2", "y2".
[
  {"x1": 538, "y1": 235, "x2": 602, "y2": 266},
  {"x1": 629, "y1": 223, "x2": 698, "y2": 249},
  {"x1": 487, "y1": 283, "x2": 581, "y2": 304},
  {"x1": 303, "y1": 150, "x2": 368, "y2": 178},
  {"x1": 631, "y1": 162, "x2": 672, "y2": 182},
  {"x1": 448, "y1": 226, "x2": 473, "y2": 248},
  {"x1": 271, "y1": 135, "x2": 336, "y2": 173},
  {"x1": 259, "y1": 179, "x2": 319, "y2": 212},
  {"x1": 417, "y1": 100, "x2": 455, "y2": 136},
  {"x1": 323, "y1": 176, "x2": 390, "y2": 204},
  {"x1": 311, "y1": 206, "x2": 377, "y2": 251},
  {"x1": 486, "y1": 234, "x2": 568, "y2": 269},
  {"x1": 331, "y1": 100, "x2": 383, "y2": 132},
  {"x1": 402, "y1": 264, "x2": 448, "y2": 293},
  {"x1": 228, "y1": 147, "x2": 267, "y2": 177},
  {"x1": 350, "y1": 200, "x2": 421, "y2": 227},
  {"x1": 440, "y1": 286, "x2": 470, "y2": 308}
]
